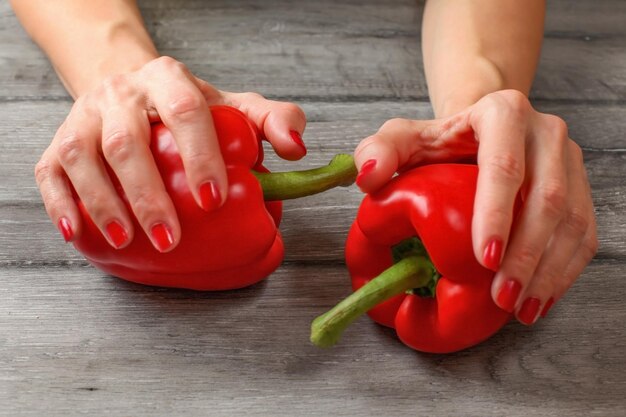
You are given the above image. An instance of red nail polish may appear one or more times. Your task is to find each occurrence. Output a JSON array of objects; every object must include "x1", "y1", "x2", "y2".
[
  {"x1": 199, "y1": 181, "x2": 222, "y2": 212},
  {"x1": 356, "y1": 159, "x2": 377, "y2": 187},
  {"x1": 289, "y1": 130, "x2": 307, "y2": 155},
  {"x1": 58, "y1": 217, "x2": 73, "y2": 242},
  {"x1": 105, "y1": 221, "x2": 128, "y2": 249},
  {"x1": 151, "y1": 223, "x2": 174, "y2": 252},
  {"x1": 518, "y1": 297, "x2": 541, "y2": 325},
  {"x1": 496, "y1": 279, "x2": 522, "y2": 312},
  {"x1": 540, "y1": 297, "x2": 555, "y2": 318},
  {"x1": 482, "y1": 238, "x2": 503, "y2": 271}
]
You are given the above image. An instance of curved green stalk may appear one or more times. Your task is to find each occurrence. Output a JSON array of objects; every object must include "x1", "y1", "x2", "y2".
[{"x1": 253, "y1": 154, "x2": 357, "y2": 201}]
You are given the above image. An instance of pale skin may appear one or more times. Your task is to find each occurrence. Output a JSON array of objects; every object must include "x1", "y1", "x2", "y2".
[{"x1": 11, "y1": 0, "x2": 597, "y2": 326}]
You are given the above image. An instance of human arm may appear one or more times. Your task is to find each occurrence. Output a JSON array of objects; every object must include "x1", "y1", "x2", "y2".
[
  {"x1": 11, "y1": 0, "x2": 307, "y2": 251},
  {"x1": 353, "y1": 0, "x2": 597, "y2": 325}
]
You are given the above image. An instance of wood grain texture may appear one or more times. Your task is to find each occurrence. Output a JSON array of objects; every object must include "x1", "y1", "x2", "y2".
[
  {"x1": 0, "y1": 260, "x2": 625, "y2": 417},
  {"x1": 1, "y1": 0, "x2": 625, "y2": 416},
  {"x1": 1, "y1": 0, "x2": 625, "y2": 101}
]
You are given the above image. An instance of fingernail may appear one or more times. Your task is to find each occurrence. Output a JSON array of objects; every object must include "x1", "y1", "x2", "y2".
[
  {"x1": 151, "y1": 223, "x2": 174, "y2": 252},
  {"x1": 199, "y1": 181, "x2": 222, "y2": 212},
  {"x1": 540, "y1": 297, "x2": 555, "y2": 318},
  {"x1": 58, "y1": 217, "x2": 74, "y2": 242},
  {"x1": 518, "y1": 297, "x2": 541, "y2": 325},
  {"x1": 496, "y1": 279, "x2": 522, "y2": 312},
  {"x1": 356, "y1": 159, "x2": 377, "y2": 187},
  {"x1": 483, "y1": 238, "x2": 503, "y2": 271},
  {"x1": 105, "y1": 220, "x2": 128, "y2": 249},
  {"x1": 289, "y1": 130, "x2": 307, "y2": 155}
]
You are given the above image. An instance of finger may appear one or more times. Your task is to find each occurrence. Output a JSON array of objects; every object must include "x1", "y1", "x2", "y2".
[
  {"x1": 145, "y1": 57, "x2": 226, "y2": 212},
  {"x1": 353, "y1": 118, "x2": 426, "y2": 192},
  {"x1": 56, "y1": 99, "x2": 133, "y2": 249},
  {"x1": 101, "y1": 104, "x2": 180, "y2": 253},
  {"x1": 34, "y1": 148, "x2": 81, "y2": 242},
  {"x1": 492, "y1": 113, "x2": 569, "y2": 313},
  {"x1": 223, "y1": 91, "x2": 307, "y2": 160},
  {"x1": 543, "y1": 150, "x2": 598, "y2": 318},
  {"x1": 354, "y1": 114, "x2": 480, "y2": 193},
  {"x1": 471, "y1": 93, "x2": 528, "y2": 273},
  {"x1": 515, "y1": 142, "x2": 591, "y2": 324}
]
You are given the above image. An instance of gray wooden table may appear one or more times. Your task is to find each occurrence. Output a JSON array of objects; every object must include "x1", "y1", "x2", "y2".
[{"x1": 1, "y1": 1, "x2": 625, "y2": 416}]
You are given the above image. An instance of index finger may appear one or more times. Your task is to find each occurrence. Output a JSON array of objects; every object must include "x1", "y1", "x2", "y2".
[
  {"x1": 471, "y1": 92, "x2": 529, "y2": 272},
  {"x1": 145, "y1": 57, "x2": 226, "y2": 212}
]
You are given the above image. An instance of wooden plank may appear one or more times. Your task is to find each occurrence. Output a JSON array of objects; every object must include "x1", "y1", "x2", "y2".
[
  {"x1": 0, "y1": 260, "x2": 624, "y2": 417},
  {"x1": 1, "y1": 1, "x2": 625, "y2": 101},
  {"x1": 546, "y1": 0, "x2": 626, "y2": 36}
]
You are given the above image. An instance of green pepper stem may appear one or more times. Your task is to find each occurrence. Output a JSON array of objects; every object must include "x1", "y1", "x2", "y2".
[
  {"x1": 310, "y1": 255, "x2": 433, "y2": 348},
  {"x1": 253, "y1": 154, "x2": 357, "y2": 201}
]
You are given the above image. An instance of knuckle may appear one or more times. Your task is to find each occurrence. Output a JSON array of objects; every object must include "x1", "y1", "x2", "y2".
[
  {"x1": 102, "y1": 130, "x2": 135, "y2": 162},
  {"x1": 499, "y1": 89, "x2": 531, "y2": 113},
  {"x1": 57, "y1": 132, "x2": 86, "y2": 167},
  {"x1": 34, "y1": 158, "x2": 54, "y2": 186},
  {"x1": 543, "y1": 114, "x2": 569, "y2": 140},
  {"x1": 185, "y1": 147, "x2": 220, "y2": 166},
  {"x1": 482, "y1": 90, "x2": 531, "y2": 120},
  {"x1": 82, "y1": 193, "x2": 114, "y2": 220},
  {"x1": 150, "y1": 56, "x2": 180, "y2": 72},
  {"x1": 563, "y1": 207, "x2": 589, "y2": 235},
  {"x1": 166, "y1": 93, "x2": 205, "y2": 120},
  {"x1": 131, "y1": 190, "x2": 167, "y2": 221},
  {"x1": 242, "y1": 92, "x2": 264, "y2": 102},
  {"x1": 511, "y1": 244, "x2": 542, "y2": 270},
  {"x1": 538, "y1": 262, "x2": 562, "y2": 285},
  {"x1": 281, "y1": 102, "x2": 306, "y2": 119},
  {"x1": 568, "y1": 140, "x2": 584, "y2": 164},
  {"x1": 484, "y1": 206, "x2": 513, "y2": 228},
  {"x1": 582, "y1": 234, "x2": 599, "y2": 260},
  {"x1": 536, "y1": 181, "x2": 567, "y2": 218},
  {"x1": 485, "y1": 153, "x2": 524, "y2": 184}
]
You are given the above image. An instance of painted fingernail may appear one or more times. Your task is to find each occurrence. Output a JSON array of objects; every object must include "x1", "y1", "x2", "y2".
[
  {"x1": 105, "y1": 220, "x2": 128, "y2": 249},
  {"x1": 518, "y1": 297, "x2": 541, "y2": 325},
  {"x1": 199, "y1": 181, "x2": 222, "y2": 212},
  {"x1": 496, "y1": 279, "x2": 522, "y2": 312},
  {"x1": 58, "y1": 217, "x2": 74, "y2": 242},
  {"x1": 483, "y1": 238, "x2": 503, "y2": 271},
  {"x1": 356, "y1": 159, "x2": 377, "y2": 187},
  {"x1": 151, "y1": 223, "x2": 174, "y2": 252},
  {"x1": 540, "y1": 297, "x2": 555, "y2": 318},
  {"x1": 289, "y1": 130, "x2": 307, "y2": 155}
]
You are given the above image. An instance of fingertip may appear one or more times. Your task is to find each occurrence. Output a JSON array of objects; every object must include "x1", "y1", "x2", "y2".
[
  {"x1": 198, "y1": 180, "x2": 224, "y2": 212},
  {"x1": 482, "y1": 237, "x2": 504, "y2": 272},
  {"x1": 355, "y1": 159, "x2": 377, "y2": 191},
  {"x1": 57, "y1": 216, "x2": 75, "y2": 243},
  {"x1": 493, "y1": 277, "x2": 522, "y2": 313},
  {"x1": 104, "y1": 220, "x2": 131, "y2": 250},
  {"x1": 289, "y1": 130, "x2": 307, "y2": 158},
  {"x1": 516, "y1": 297, "x2": 542, "y2": 325},
  {"x1": 354, "y1": 139, "x2": 398, "y2": 193}
]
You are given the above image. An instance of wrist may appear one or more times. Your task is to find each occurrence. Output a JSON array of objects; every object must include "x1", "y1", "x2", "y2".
[
  {"x1": 428, "y1": 57, "x2": 508, "y2": 118},
  {"x1": 69, "y1": 23, "x2": 159, "y2": 98}
]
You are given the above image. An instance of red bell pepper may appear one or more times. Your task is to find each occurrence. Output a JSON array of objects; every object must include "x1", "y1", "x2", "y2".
[
  {"x1": 311, "y1": 164, "x2": 515, "y2": 353},
  {"x1": 72, "y1": 106, "x2": 356, "y2": 291}
]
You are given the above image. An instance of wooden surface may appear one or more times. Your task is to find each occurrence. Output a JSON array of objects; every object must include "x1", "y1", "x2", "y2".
[{"x1": 1, "y1": 1, "x2": 625, "y2": 416}]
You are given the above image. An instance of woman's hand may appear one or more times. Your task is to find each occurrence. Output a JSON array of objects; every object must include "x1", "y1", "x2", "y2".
[
  {"x1": 353, "y1": 89, "x2": 598, "y2": 325},
  {"x1": 36, "y1": 56, "x2": 307, "y2": 252}
]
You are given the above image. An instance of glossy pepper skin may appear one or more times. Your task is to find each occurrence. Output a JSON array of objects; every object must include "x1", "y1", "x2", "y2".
[
  {"x1": 345, "y1": 164, "x2": 512, "y2": 353},
  {"x1": 73, "y1": 106, "x2": 284, "y2": 290}
]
